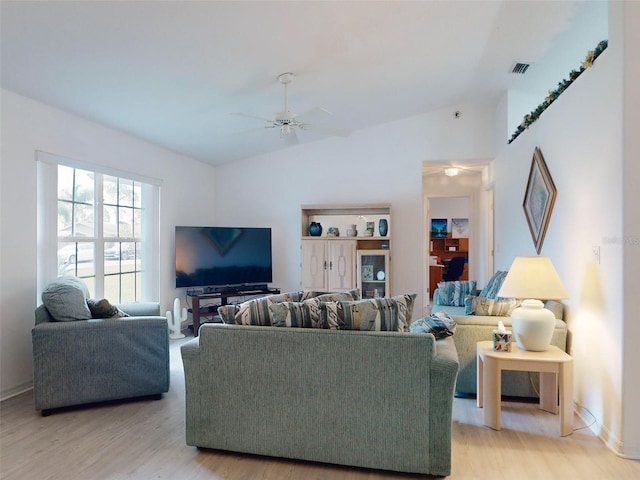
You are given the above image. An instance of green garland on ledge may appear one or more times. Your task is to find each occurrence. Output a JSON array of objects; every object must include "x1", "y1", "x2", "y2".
[{"x1": 508, "y1": 39, "x2": 608, "y2": 144}]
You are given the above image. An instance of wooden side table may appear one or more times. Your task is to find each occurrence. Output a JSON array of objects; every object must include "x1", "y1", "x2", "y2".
[{"x1": 476, "y1": 340, "x2": 573, "y2": 436}]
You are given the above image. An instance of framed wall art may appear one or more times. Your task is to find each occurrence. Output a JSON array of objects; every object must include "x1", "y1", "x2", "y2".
[
  {"x1": 451, "y1": 218, "x2": 469, "y2": 238},
  {"x1": 523, "y1": 147, "x2": 557, "y2": 254},
  {"x1": 430, "y1": 218, "x2": 448, "y2": 238}
]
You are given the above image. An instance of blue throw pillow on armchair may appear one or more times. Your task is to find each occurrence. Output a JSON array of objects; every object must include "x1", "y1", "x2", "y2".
[
  {"x1": 410, "y1": 311, "x2": 457, "y2": 339},
  {"x1": 41, "y1": 276, "x2": 92, "y2": 322}
]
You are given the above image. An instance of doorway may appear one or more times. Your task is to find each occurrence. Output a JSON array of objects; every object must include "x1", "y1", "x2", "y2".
[
  {"x1": 422, "y1": 163, "x2": 492, "y2": 315},
  {"x1": 426, "y1": 196, "x2": 471, "y2": 304}
]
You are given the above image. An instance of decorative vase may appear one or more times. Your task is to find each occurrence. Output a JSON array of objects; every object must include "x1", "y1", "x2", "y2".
[
  {"x1": 346, "y1": 224, "x2": 358, "y2": 237},
  {"x1": 308, "y1": 222, "x2": 322, "y2": 236},
  {"x1": 378, "y1": 219, "x2": 388, "y2": 237}
]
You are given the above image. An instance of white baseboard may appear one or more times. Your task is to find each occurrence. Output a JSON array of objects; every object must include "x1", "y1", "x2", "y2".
[
  {"x1": 577, "y1": 403, "x2": 640, "y2": 460},
  {"x1": 0, "y1": 381, "x2": 33, "y2": 402}
]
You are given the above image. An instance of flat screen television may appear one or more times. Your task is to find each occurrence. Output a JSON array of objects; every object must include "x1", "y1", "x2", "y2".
[{"x1": 175, "y1": 226, "x2": 272, "y2": 289}]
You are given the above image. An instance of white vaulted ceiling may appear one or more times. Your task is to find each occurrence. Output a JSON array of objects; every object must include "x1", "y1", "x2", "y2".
[{"x1": 1, "y1": 1, "x2": 584, "y2": 165}]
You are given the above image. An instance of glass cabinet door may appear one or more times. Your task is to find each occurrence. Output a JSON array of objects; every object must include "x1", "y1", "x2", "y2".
[{"x1": 357, "y1": 249, "x2": 390, "y2": 298}]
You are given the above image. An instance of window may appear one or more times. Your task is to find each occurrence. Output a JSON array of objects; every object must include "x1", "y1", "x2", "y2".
[{"x1": 37, "y1": 153, "x2": 160, "y2": 303}]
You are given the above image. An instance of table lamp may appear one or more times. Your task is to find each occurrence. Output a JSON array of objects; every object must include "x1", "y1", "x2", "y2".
[{"x1": 497, "y1": 256, "x2": 568, "y2": 351}]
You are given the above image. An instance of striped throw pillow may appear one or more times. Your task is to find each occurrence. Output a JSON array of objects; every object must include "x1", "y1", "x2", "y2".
[
  {"x1": 479, "y1": 271, "x2": 508, "y2": 299},
  {"x1": 323, "y1": 294, "x2": 416, "y2": 332},
  {"x1": 436, "y1": 280, "x2": 477, "y2": 307},
  {"x1": 218, "y1": 291, "x2": 303, "y2": 325},
  {"x1": 465, "y1": 295, "x2": 522, "y2": 316},
  {"x1": 268, "y1": 298, "x2": 326, "y2": 328}
]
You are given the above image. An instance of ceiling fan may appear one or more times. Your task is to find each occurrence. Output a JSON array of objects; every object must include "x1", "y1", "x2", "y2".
[{"x1": 232, "y1": 72, "x2": 351, "y2": 144}]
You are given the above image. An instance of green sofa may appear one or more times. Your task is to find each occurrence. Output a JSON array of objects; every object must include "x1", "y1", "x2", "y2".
[
  {"x1": 432, "y1": 286, "x2": 567, "y2": 398},
  {"x1": 181, "y1": 322, "x2": 459, "y2": 476}
]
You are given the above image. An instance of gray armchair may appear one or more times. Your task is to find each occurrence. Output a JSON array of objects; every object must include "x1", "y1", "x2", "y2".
[{"x1": 32, "y1": 301, "x2": 170, "y2": 415}]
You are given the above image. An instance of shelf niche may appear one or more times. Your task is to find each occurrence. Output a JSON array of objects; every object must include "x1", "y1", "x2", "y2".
[{"x1": 301, "y1": 203, "x2": 391, "y2": 246}]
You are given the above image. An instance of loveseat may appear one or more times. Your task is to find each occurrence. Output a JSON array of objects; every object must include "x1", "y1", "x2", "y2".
[
  {"x1": 432, "y1": 274, "x2": 567, "y2": 398},
  {"x1": 32, "y1": 277, "x2": 170, "y2": 415},
  {"x1": 181, "y1": 290, "x2": 459, "y2": 476}
]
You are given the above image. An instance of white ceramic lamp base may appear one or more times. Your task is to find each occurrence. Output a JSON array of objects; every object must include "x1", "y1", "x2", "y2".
[{"x1": 510, "y1": 299, "x2": 555, "y2": 351}]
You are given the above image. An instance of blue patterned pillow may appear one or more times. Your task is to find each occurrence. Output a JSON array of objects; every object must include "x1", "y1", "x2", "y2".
[
  {"x1": 410, "y1": 311, "x2": 457, "y2": 339},
  {"x1": 322, "y1": 294, "x2": 416, "y2": 331},
  {"x1": 321, "y1": 299, "x2": 376, "y2": 330},
  {"x1": 313, "y1": 290, "x2": 361, "y2": 302},
  {"x1": 218, "y1": 291, "x2": 303, "y2": 325},
  {"x1": 264, "y1": 290, "x2": 363, "y2": 327},
  {"x1": 391, "y1": 293, "x2": 417, "y2": 329},
  {"x1": 269, "y1": 298, "x2": 326, "y2": 328},
  {"x1": 300, "y1": 289, "x2": 360, "y2": 301},
  {"x1": 436, "y1": 280, "x2": 477, "y2": 307},
  {"x1": 479, "y1": 271, "x2": 508, "y2": 299}
]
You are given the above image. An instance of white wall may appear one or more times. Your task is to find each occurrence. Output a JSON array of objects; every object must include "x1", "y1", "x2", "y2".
[
  {"x1": 507, "y1": 0, "x2": 608, "y2": 140},
  {"x1": 428, "y1": 196, "x2": 471, "y2": 229},
  {"x1": 492, "y1": 1, "x2": 639, "y2": 457},
  {"x1": 0, "y1": 89, "x2": 216, "y2": 399},
  {"x1": 212, "y1": 103, "x2": 496, "y2": 326},
  {"x1": 621, "y1": 0, "x2": 640, "y2": 459}
]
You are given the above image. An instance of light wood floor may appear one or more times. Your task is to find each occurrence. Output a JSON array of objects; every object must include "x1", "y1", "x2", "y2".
[{"x1": 2, "y1": 334, "x2": 639, "y2": 480}]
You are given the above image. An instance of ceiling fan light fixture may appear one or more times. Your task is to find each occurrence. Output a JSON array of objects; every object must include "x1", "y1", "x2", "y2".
[
  {"x1": 444, "y1": 167, "x2": 460, "y2": 177},
  {"x1": 277, "y1": 72, "x2": 294, "y2": 84}
]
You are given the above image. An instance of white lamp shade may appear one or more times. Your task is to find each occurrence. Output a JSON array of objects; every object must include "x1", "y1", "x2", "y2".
[
  {"x1": 497, "y1": 256, "x2": 567, "y2": 351},
  {"x1": 497, "y1": 256, "x2": 568, "y2": 300}
]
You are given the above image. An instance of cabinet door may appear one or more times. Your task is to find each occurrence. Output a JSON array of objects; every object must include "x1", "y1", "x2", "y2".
[
  {"x1": 301, "y1": 239, "x2": 327, "y2": 290},
  {"x1": 327, "y1": 240, "x2": 356, "y2": 291},
  {"x1": 357, "y1": 250, "x2": 390, "y2": 298}
]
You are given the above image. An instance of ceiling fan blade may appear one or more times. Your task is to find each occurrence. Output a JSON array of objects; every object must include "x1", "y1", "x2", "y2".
[
  {"x1": 294, "y1": 106, "x2": 332, "y2": 123},
  {"x1": 281, "y1": 128, "x2": 299, "y2": 145},
  {"x1": 231, "y1": 112, "x2": 273, "y2": 123},
  {"x1": 299, "y1": 123, "x2": 351, "y2": 138},
  {"x1": 230, "y1": 125, "x2": 276, "y2": 137}
]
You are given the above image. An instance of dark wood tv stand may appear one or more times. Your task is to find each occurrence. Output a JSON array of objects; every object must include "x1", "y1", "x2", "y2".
[{"x1": 187, "y1": 286, "x2": 280, "y2": 336}]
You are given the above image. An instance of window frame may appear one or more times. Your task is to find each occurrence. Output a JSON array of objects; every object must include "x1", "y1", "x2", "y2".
[{"x1": 36, "y1": 151, "x2": 161, "y2": 303}]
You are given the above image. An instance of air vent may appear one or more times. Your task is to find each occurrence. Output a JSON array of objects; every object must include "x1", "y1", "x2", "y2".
[{"x1": 510, "y1": 62, "x2": 530, "y2": 74}]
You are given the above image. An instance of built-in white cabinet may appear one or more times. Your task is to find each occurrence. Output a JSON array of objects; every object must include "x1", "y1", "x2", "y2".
[
  {"x1": 300, "y1": 239, "x2": 356, "y2": 291},
  {"x1": 300, "y1": 204, "x2": 391, "y2": 294}
]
